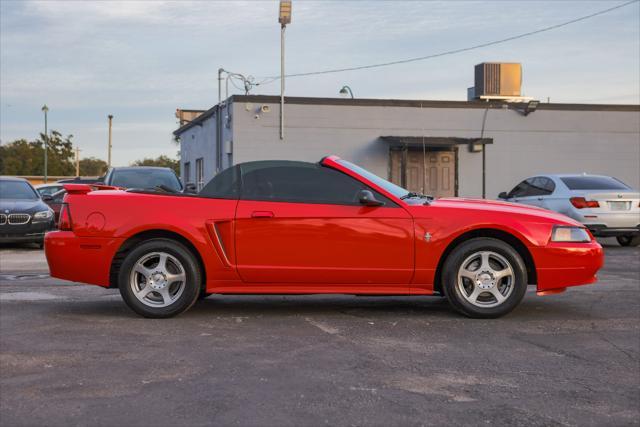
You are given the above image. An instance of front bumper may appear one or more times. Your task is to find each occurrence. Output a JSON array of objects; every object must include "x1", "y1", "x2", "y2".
[
  {"x1": 45, "y1": 231, "x2": 123, "y2": 287},
  {"x1": 531, "y1": 240, "x2": 604, "y2": 292},
  {"x1": 0, "y1": 221, "x2": 53, "y2": 243}
]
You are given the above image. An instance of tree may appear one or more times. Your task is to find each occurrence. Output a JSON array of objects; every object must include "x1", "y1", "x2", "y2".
[
  {"x1": 0, "y1": 131, "x2": 75, "y2": 176},
  {"x1": 131, "y1": 155, "x2": 179, "y2": 174},
  {"x1": 79, "y1": 157, "x2": 108, "y2": 176}
]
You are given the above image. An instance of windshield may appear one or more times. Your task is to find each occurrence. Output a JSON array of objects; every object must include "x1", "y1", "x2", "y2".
[
  {"x1": 336, "y1": 159, "x2": 408, "y2": 198},
  {"x1": 560, "y1": 176, "x2": 631, "y2": 191},
  {"x1": 0, "y1": 180, "x2": 39, "y2": 200},
  {"x1": 111, "y1": 169, "x2": 182, "y2": 191}
]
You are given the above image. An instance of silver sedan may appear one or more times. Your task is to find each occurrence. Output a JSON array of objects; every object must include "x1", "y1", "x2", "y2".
[{"x1": 499, "y1": 174, "x2": 640, "y2": 246}]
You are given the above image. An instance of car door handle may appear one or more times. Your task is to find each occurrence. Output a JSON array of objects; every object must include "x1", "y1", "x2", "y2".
[{"x1": 251, "y1": 211, "x2": 274, "y2": 218}]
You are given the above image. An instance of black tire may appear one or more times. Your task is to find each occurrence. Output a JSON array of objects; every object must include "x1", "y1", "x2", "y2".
[
  {"x1": 442, "y1": 238, "x2": 528, "y2": 318},
  {"x1": 616, "y1": 235, "x2": 640, "y2": 247},
  {"x1": 198, "y1": 290, "x2": 213, "y2": 300},
  {"x1": 118, "y1": 238, "x2": 201, "y2": 318}
]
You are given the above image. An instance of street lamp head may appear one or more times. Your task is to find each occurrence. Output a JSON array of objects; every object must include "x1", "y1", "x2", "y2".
[
  {"x1": 339, "y1": 86, "x2": 354, "y2": 99},
  {"x1": 108, "y1": 114, "x2": 114, "y2": 119},
  {"x1": 41, "y1": 105, "x2": 49, "y2": 113},
  {"x1": 279, "y1": 0, "x2": 292, "y2": 26},
  {"x1": 524, "y1": 100, "x2": 540, "y2": 116}
]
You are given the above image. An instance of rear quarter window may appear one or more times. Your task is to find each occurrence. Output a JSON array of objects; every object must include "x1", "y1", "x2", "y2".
[{"x1": 560, "y1": 176, "x2": 630, "y2": 190}]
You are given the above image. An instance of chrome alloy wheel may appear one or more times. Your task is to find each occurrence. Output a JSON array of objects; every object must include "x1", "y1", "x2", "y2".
[
  {"x1": 129, "y1": 252, "x2": 186, "y2": 308},
  {"x1": 456, "y1": 251, "x2": 515, "y2": 308}
]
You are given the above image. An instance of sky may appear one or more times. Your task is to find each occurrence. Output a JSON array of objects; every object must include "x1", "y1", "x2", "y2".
[{"x1": 1, "y1": 0, "x2": 639, "y2": 167}]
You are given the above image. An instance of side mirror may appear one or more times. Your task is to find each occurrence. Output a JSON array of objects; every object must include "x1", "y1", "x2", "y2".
[
  {"x1": 498, "y1": 192, "x2": 508, "y2": 200},
  {"x1": 42, "y1": 195, "x2": 53, "y2": 202},
  {"x1": 358, "y1": 189, "x2": 385, "y2": 207},
  {"x1": 184, "y1": 183, "x2": 198, "y2": 194}
]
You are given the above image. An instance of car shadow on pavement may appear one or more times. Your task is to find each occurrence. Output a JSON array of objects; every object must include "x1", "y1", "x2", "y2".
[
  {"x1": 36, "y1": 294, "x2": 465, "y2": 320},
  {"x1": 40, "y1": 292, "x2": 592, "y2": 321}
]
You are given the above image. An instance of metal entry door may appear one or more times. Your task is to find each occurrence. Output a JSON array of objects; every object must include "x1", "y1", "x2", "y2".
[{"x1": 390, "y1": 150, "x2": 456, "y2": 198}]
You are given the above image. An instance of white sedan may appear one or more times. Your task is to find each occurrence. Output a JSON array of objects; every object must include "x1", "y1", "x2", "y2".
[{"x1": 499, "y1": 174, "x2": 640, "y2": 246}]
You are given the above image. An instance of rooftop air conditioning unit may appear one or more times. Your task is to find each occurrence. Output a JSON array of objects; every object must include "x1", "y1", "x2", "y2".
[{"x1": 474, "y1": 63, "x2": 522, "y2": 97}]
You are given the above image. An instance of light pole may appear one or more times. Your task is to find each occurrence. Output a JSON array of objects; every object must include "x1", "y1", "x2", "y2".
[
  {"x1": 218, "y1": 68, "x2": 224, "y2": 105},
  {"x1": 339, "y1": 86, "x2": 354, "y2": 99},
  {"x1": 75, "y1": 147, "x2": 81, "y2": 177},
  {"x1": 41, "y1": 105, "x2": 49, "y2": 183},
  {"x1": 107, "y1": 115, "x2": 113, "y2": 168},
  {"x1": 279, "y1": 1, "x2": 291, "y2": 141}
]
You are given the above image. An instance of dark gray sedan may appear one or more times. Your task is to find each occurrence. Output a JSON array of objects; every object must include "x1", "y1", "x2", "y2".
[{"x1": 0, "y1": 177, "x2": 55, "y2": 247}]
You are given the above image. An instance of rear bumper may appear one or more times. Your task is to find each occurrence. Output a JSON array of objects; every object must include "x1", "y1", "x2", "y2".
[
  {"x1": 531, "y1": 241, "x2": 604, "y2": 292},
  {"x1": 570, "y1": 210, "x2": 640, "y2": 229},
  {"x1": 585, "y1": 224, "x2": 639, "y2": 237},
  {"x1": 45, "y1": 231, "x2": 123, "y2": 287}
]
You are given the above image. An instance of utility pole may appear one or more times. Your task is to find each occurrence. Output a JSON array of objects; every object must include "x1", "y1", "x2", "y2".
[
  {"x1": 279, "y1": 1, "x2": 291, "y2": 141},
  {"x1": 107, "y1": 115, "x2": 113, "y2": 168},
  {"x1": 41, "y1": 105, "x2": 49, "y2": 183},
  {"x1": 75, "y1": 147, "x2": 81, "y2": 177}
]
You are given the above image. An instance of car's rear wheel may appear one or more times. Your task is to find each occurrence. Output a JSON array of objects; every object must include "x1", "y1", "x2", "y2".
[
  {"x1": 616, "y1": 235, "x2": 640, "y2": 247},
  {"x1": 442, "y1": 238, "x2": 528, "y2": 318},
  {"x1": 118, "y1": 239, "x2": 201, "y2": 318}
]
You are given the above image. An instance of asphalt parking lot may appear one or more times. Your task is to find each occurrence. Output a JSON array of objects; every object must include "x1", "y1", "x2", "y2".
[{"x1": 0, "y1": 240, "x2": 638, "y2": 427}]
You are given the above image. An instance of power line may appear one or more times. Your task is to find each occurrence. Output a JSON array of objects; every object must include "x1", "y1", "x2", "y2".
[{"x1": 264, "y1": 0, "x2": 638, "y2": 80}]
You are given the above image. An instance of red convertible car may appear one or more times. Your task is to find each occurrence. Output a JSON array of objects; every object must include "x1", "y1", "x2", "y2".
[{"x1": 45, "y1": 156, "x2": 603, "y2": 318}]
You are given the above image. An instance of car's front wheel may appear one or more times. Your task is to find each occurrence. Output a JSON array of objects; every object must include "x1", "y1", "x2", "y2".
[
  {"x1": 118, "y1": 239, "x2": 201, "y2": 318},
  {"x1": 442, "y1": 238, "x2": 528, "y2": 318},
  {"x1": 616, "y1": 235, "x2": 640, "y2": 247}
]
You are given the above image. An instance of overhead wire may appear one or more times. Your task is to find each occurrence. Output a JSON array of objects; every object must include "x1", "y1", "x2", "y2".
[{"x1": 257, "y1": 0, "x2": 638, "y2": 81}]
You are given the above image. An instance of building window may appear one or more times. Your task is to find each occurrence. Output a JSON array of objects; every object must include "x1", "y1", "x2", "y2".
[
  {"x1": 183, "y1": 162, "x2": 191, "y2": 184},
  {"x1": 195, "y1": 158, "x2": 204, "y2": 191}
]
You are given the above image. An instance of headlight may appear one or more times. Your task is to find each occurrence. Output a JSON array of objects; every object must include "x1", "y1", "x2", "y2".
[
  {"x1": 33, "y1": 210, "x2": 53, "y2": 221},
  {"x1": 551, "y1": 226, "x2": 591, "y2": 243}
]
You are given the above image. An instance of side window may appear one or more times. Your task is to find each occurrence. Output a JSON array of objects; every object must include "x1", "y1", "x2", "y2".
[
  {"x1": 541, "y1": 177, "x2": 556, "y2": 195},
  {"x1": 39, "y1": 187, "x2": 54, "y2": 196},
  {"x1": 240, "y1": 161, "x2": 394, "y2": 206},
  {"x1": 529, "y1": 177, "x2": 555, "y2": 196},
  {"x1": 527, "y1": 177, "x2": 546, "y2": 196},
  {"x1": 508, "y1": 180, "x2": 529, "y2": 198},
  {"x1": 199, "y1": 165, "x2": 240, "y2": 199},
  {"x1": 52, "y1": 191, "x2": 66, "y2": 202}
]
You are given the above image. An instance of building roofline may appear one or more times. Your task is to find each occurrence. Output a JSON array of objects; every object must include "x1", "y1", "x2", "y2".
[
  {"x1": 173, "y1": 95, "x2": 640, "y2": 135},
  {"x1": 174, "y1": 104, "x2": 220, "y2": 135},
  {"x1": 232, "y1": 94, "x2": 640, "y2": 111}
]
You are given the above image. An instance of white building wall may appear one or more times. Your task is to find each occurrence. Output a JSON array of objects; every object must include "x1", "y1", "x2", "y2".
[
  {"x1": 179, "y1": 103, "x2": 234, "y2": 186},
  {"x1": 229, "y1": 99, "x2": 639, "y2": 198},
  {"x1": 178, "y1": 97, "x2": 639, "y2": 199}
]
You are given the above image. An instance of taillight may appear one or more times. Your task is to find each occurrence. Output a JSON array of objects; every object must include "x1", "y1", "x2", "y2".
[
  {"x1": 570, "y1": 197, "x2": 600, "y2": 209},
  {"x1": 58, "y1": 204, "x2": 72, "y2": 231}
]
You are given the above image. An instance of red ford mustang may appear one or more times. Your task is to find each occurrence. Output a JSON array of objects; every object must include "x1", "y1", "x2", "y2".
[{"x1": 45, "y1": 156, "x2": 604, "y2": 318}]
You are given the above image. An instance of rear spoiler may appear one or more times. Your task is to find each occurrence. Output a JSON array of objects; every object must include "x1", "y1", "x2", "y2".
[{"x1": 63, "y1": 183, "x2": 122, "y2": 195}]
